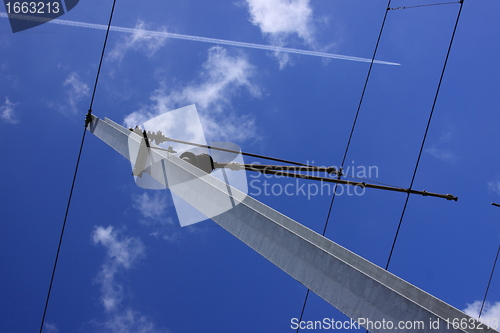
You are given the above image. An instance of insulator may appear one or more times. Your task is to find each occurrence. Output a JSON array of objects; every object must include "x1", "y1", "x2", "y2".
[
  {"x1": 155, "y1": 130, "x2": 168, "y2": 144},
  {"x1": 132, "y1": 126, "x2": 143, "y2": 136},
  {"x1": 145, "y1": 130, "x2": 168, "y2": 145},
  {"x1": 179, "y1": 152, "x2": 215, "y2": 174},
  {"x1": 196, "y1": 153, "x2": 215, "y2": 174}
]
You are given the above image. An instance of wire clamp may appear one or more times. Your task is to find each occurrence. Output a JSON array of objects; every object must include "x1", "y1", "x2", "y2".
[
  {"x1": 84, "y1": 109, "x2": 93, "y2": 127},
  {"x1": 142, "y1": 130, "x2": 151, "y2": 148}
]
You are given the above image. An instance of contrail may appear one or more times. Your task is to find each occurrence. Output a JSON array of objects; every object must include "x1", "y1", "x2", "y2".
[{"x1": 1, "y1": 12, "x2": 400, "y2": 66}]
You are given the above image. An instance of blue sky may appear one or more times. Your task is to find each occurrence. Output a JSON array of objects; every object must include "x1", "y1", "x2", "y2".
[{"x1": 1, "y1": 0, "x2": 500, "y2": 332}]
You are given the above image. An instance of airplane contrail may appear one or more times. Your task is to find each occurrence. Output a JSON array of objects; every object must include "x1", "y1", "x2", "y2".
[{"x1": 1, "y1": 12, "x2": 400, "y2": 66}]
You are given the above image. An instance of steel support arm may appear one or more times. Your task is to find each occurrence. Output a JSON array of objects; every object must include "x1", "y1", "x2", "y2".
[{"x1": 87, "y1": 115, "x2": 495, "y2": 333}]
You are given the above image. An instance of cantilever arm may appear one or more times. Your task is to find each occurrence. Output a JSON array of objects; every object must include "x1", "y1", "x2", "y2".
[{"x1": 87, "y1": 114, "x2": 488, "y2": 333}]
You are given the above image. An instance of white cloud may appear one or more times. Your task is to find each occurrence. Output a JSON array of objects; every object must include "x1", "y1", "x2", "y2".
[
  {"x1": 425, "y1": 146, "x2": 457, "y2": 162},
  {"x1": 0, "y1": 96, "x2": 18, "y2": 124},
  {"x1": 425, "y1": 127, "x2": 458, "y2": 162},
  {"x1": 97, "y1": 309, "x2": 165, "y2": 333},
  {"x1": 246, "y1": 0, "x2": 317, "y2": 68},
  {"x1": 488, "y1": 180, "x2": 500, "y2": 196},
  {"x1": 132, "y1": 192, "x2": 180, "y2": 241},
  {"x1": 42, "y1": 322, "x2": 59, "y2": 333},
  {"x1": 133, "y1": 192, "x2": 169, "y2": 220},
  {"x1": 91, "y1": 226, "x2": 167, "y2": 332},
  {"x1": 63, "y1": 72, "x2": 90, "y2": 114},
  {"x1": 463, "y1": 301, "x2": 500, "y2": 326},
  {"x1": 154, "y1": 46, "x2": 260, "y2": 111},
  {"x1": 124, "y1": 46, "x2": 260, "y2": 143},
  {"x1": 109, "y1": 20, "x2": 168, "y2": 62},
  {"x1": 200, "y1": 112, "x2": 257, "y2": 143},
  {"x1": 92, "y1": 226, "x2": 145, "y2": 311},
  {"x1": 247, "y1": 0, "x2": 314, "y2": 42}
]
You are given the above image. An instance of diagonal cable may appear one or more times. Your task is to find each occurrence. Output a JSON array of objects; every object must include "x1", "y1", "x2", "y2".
[
  {"x1": 39, "y1": 1, "x2": 118, "y2": 332},
  {"x1": 296, "y1": 1, "x2": 393, "y2": 330},
  {"x1": 389, "y1": 1, "x2": 461, "y2": 11},
  {"x1": 384, "y1": 0, "x2": 463, "y2": 271},
  {"x1": 479, "y1": 245, "x2": 499, "y2": 318}
]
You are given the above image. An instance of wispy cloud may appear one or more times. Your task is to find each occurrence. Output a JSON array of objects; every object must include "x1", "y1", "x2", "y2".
[
  {"x1": 425, "y1": 127, "x2": 458, "y2": 162},
  {"x1": 132, "y1": 192, "x2": 180, "y2": 241},
  {"x1": 133, "y1": 192, "x2": 169, "y2": 220},
  {"x1": 463, "y1": 301, "x2": 500, "y2": 326},
  {"x1": 63, "y1": 72, "x2": 90, "y2": 114},
  {"x1": 124, "y1": 46, "x2": 260, "y2": 142},
  {"x1": 425, "y1": 146, "x2": 457, "y2": 162},
  {"x1": 488, "y1": 180, "x2": 500, "y2": 196},
  {"x1": 0, "y1": 96, "x2": 19, "y2": 124},
  {"x1": 91, "y1": 226, "x2": 166, "y2": 332},
  {"x1": 246, "y1": 0, "x2": 317, "y2": 68},
  {"x1": 42, "y1": 322, "x2": 59, "y2": 333},
  {"x1": 201, "y1": 112, "x2": 257, "y2": 143},
  {"x1": 94, "y1": 309, "x2": 165, "y2": 333},
  {"x1": 167, "y1": 47, "x2": 261, "y2": 111},
  {"x1": 109, "y1": 20, "x2": 168, "y2": 62},
  {"x1": 92, "y1": 226, "x2": 145, "y2": 312}
]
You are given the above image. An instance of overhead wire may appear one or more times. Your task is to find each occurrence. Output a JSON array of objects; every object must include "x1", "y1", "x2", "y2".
[
  {"x1": 389, "y1": 1, "x2": 461, "y2": 11},
  {"x1": 38, "y1": 1, "x2": 118, "y2": 332},
  {"x1": 384, "y1": 0, "x2": 463, "y2": 271},
  {"x1": 479, "y1": 245, "x2": 499, "y2": 319},
  {"x1": 469, "y1": 199, "x2": 495, "y2": 320},
  {"x1": 296, "y1": 1, "x2": 393, "y2": 331}
]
